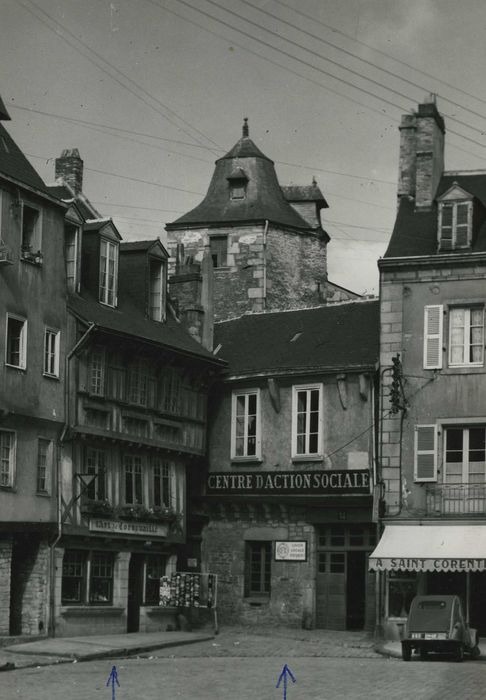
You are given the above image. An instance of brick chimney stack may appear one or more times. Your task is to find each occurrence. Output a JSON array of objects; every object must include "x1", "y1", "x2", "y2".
[
  {"x1": 397, "y1": 96, "x2": 445, "y2": 210},
  {"x1": 55, "y1": 148, "x2": 84, "y2": 195}
]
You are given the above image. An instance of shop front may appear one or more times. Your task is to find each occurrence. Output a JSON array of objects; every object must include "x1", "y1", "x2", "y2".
[{"x1": 369, "y1": 524, "x2": 486, "y2": 636}]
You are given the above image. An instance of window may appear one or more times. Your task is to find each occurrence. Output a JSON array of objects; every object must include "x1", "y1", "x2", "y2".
[
  {"x1": 21, "y1": 203, "x2": 41, "y2": 255},
  {"x1": 149, "y1": 258, "x2": 165, "y2": 322},
  {"x1": 124, "y1": 455, "x2": 143, "y2": 505},
  {"x1": 37, "y1": 438, "x2": 52, "y2": 494},
  {"x1": 245, "y1": 541, "x2": 271, "y2": 597},
  {"x1": 65, "y1": 224, "x2": 79, "y2": 293},
  {"x1": 85, "y1": 408, "x2": 109, "y2": 430},
  {"x1": 89, "y1": 349, "x2": 105, "y2": 396},
  {"x1": 292, "y1": 384, "x2": 322, "y2": 458},
  {"x1": 43, "y1": 328, "x2": 60, "y2": 377},
  {"x1": 0, "y1": 430, "x2": 16, "y2": 488},
  {"x1": 209, "y1": 236, "x2": 227, "y2": 268},
  {"x1": 230, "y1": 180, "x2": 246, "y2": 200},
  {"x1": 152, "y1": 458, "x2": 172, "y2": 508},
  {"x1": 90, "y1": 552, "x2": 114, "y2": 604},
  {"x1": 444, "y1": 426, "x2": 486, "y2": 485},
  {"x1": 99, "y1": 238, "x2": 118, "y2": 306},
  {"x1": 145, "y1": 555, "x2": 166, "y2": 604},
  {"x1": 439, "y1": 201, "x2": 472, "y2": 250},
  {"x1": 85, "y1": 448, "x2": 107, "y2": 501},
  {"x1": 61, "y1": 550, "x2": 85, "y2": 604},
  {"x1": 128, "y1": 361, "x2": 149, "y2": 406},
  {"x1": 123, "y1": 416, "x2": 148, "y2": 438},
  {"x1": 5, "y1": 314, "x2": 27, "y2": 369},
  {"x1": 231, "y1": 390, "x2": 261, "y2": 459},
  {"x1": 61, "y1": 550, "x2": 114, "y2": 605},
  {"x1": 449, "y1": 307, "x2": 484, "y2": 367},
  {"x1": 387, "y1": 572, "x2": 417, "y2": 619}
]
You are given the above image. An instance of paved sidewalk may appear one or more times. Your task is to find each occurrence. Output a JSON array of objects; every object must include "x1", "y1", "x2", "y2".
[{"x1": 0, "y1": 630, "x2": 214, "y2": 671}]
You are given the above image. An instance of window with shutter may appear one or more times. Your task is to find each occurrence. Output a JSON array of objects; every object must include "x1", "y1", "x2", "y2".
[
  {"x1": 414, "y1": 425, "x2": 438, "y2": 482},
  {"x1": 423, "y1": 305, "x2": 443, "y2": 369}
]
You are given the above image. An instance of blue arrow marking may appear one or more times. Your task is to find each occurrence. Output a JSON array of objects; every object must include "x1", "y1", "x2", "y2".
[
  {"x1": 106, "y1": 665, "x2": 120, "y2": 700},
  {"x1": 276, "y1": 664, "x2": 296, "y2": 700}
]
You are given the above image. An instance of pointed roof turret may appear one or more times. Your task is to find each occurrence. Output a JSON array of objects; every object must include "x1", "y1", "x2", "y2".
[{"x1": 167, "y1": 120, "x2": 313, "y2": 231}]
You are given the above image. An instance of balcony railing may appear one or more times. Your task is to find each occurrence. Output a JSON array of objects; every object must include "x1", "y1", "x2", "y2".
[{"x1": 426, "y1": 484, "x2": 486, "y2": 516}]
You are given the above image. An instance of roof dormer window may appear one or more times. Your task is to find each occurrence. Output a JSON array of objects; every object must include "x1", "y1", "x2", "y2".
[
  {"x1": 437, "y1": 183, "x2": 473, "y2": 251},
  {"x1": 148, "y1": 257, "x2": 166, "y2": 322},
  {"x1": 99, "y1": 238, "x2": 118, "y2": 307},
  {"x1": 227, "y1": 167, "x2": 248, "y2": 201}
]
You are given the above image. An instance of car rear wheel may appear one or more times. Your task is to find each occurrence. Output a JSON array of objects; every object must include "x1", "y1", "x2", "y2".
[
  {"x1": 455, "y1": 644, "x2": 464, "y2": 662},
  {"x1": 419, "y1": 647, "x2": 428, "y2": 661},
  {"x1": 471, "y1": 645, "x2": 481, "y2": 659},
  {"x1": 401, "y1": 643, "x2": 411, "y2": 661}
]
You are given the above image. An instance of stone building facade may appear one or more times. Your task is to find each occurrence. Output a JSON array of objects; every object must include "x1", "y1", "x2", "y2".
[
  {"x1": 370, "y1": 98, "x2": 486, "y2": 638},
  {"x1": 0, "y1": 104, "x2": 68, "y2": 637}
]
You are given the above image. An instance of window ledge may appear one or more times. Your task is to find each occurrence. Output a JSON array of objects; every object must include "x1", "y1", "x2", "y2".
[
  {"x1": 0, "y1": 485, "x2": 16, "y2": 492},
  {"x1": 145, "y1": 606, "x2": 179, "y2": 616},
  {"x1": 20, "y1": 252, "x2": 43, "y2": 266},
  {"x1": 291, "y1": 455, "x2": 323, "y2": 462},
  {"x1": 43, "y1": 373, "x2": 60, "y2": 381},
  {"x1": 231, "y1": 457, "x2": 263, "y2": 464},
  {"x1": 60, "y1": 606, "x2": 124, "y2": 617},
  {"x1": 5, "y1": 363, "x2": 26, "y2": 372},
  {"x1": 244, "y1": 597, "x2": 270, "y2": 606}
]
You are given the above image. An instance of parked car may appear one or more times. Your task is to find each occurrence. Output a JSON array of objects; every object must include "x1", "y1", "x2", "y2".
[{"x1": 401, "y1": 595, "x2": 480, "y2": 662}]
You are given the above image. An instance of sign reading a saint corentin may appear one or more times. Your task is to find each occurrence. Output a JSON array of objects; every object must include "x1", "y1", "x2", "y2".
[
  {"x1": 206, "y1": 470, "x2": 370, "y2": 495},
  {"x1": 275, "y1": 541, "x2": 307, "y2": 562}
]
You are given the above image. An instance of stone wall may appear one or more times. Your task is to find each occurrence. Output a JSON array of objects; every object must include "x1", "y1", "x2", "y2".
[
  {"x1": 201, "y1": 512, "x2": 316, "y2": 627},
  {"x1": 0, "y1": 538, "x2": 12, "y2": 635}
]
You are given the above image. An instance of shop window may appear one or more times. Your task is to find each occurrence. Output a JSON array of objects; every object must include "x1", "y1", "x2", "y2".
[
  {"x1": 5, "y1": 314, "x2": 27, "y2": 369},
  {"x1": 89, "y1": 552, "x2": 114, "y2": 604},
  {"x1": 36, "y1": 438, "x2": 52, "y2": 494},
  {"x1": 85, "y1": 448, "x2": 107, "y2": 501},
  {"x1": 99, "y1": 238, "x2": 118, "y2": 307},
  {"x1": 89, "y1": 348, "x2": 105, "y2": 396},
  {"x1": 245, "y1": 541, "x2": 271, "y2": 597},
  {"x1": 231, "y1": 389, "x2": 261, "y2": 459},
  {"x1": 43, "y1": 328, "x2": 60, "y2": 378},
  {"x1": 124, "y1": 455, "x2": 143, "y2": 505},
  {"x1": 0, "y1": 429, "x2": 16, "y2": 488},
  {"x1": 449, "y1": 307, "x2": 484, "y2": 367},
  {"x1": 330, "y1": 553, "x2": 345, "y2": 573},
  {"x1": 148, "y1": 258, "x2": 166, "y2": 322},
  {"x1": 61, "y1": 550, "x2": 86, "y2": 604},
  {"x1": 291, "y1": 384, "x2": 322, "y2": 458},
  {"x1": 145, "y1": 555, "x2": 166, "y2": 604},
  {"x1": 209, "y1": 236, "x2": 227, "y2": 268},
  {"x1": 387, "y1": 572, "x2": 417, "y2": 619},
  {"x1": 152, "y1": 458, "x2": 172, "y2": 508}
]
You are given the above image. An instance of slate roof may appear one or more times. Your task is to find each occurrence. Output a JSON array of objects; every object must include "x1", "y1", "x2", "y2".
[
  {"x1": 0, "y1": 96, "x2": 10, "y2": 120},
  {"x1": 68, "y1": 292, "x2": 223, "y2": 365},
  {"x1": 167, "y1": 133, "x2": 313, "y2": 232},
  {"x1": 214, "y1": 300, "x2": 379, "y2": 377},
  {"x1": 0, "y1": 123, "x2": 53, "y2": 196},
  {"x1": 281, "y1": 184, "x2": 329, "y2": 209},
  {"x1": 385, "y1": 172, "x2": 486, "y2": 258},
  {"x1": 120, "y1": 240, "x2": 165, "y2": 253}
]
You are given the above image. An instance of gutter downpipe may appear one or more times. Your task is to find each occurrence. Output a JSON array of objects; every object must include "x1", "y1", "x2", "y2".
[
  {"x1": 49, "y1": 322, "x2": 96, "y2": 637},
  {"x1": 263, "y1": 220, "x2": 269, "y2": 310}
]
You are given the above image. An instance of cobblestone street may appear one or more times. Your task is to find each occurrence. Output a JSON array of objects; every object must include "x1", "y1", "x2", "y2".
[{"x1": 1, "y1": 628, "x2": 486, "y2": 700}]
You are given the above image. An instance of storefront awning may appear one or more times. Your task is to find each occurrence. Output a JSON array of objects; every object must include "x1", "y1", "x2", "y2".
[{"x1": 369, "y1": 525, "x2": 486, "y2": 573}]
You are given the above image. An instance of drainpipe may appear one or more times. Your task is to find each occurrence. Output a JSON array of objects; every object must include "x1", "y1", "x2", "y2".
[
  {"x1": 49, "y1": 322, "x2": 96, "y2": 637},
  {"x1": 262, "y1": 220, "x2": 269, "y2": 310}
]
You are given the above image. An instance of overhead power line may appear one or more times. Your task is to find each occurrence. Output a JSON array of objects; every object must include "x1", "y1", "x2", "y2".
[
  {"x1": 274, "y1": 0, "x2": 486, "y2": 111},
  {"x1": 18, "y1": 0, "x2": 221, "y2": 152}
]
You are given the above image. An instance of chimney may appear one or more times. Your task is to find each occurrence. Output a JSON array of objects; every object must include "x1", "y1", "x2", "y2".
[
  {"x1": 55, "y1": 148, "x2": 84, "y2": 195},
  {"x1": 398, "y1": 96, "x2": 445, "y2": 210}
]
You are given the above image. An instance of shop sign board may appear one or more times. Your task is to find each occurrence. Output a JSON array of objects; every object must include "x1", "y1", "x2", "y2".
[
  {"x1": 275, "y1": 541, "x2": 307, "y2": 562},
  {"x1": 89, "y1": 518, "x2": 168, "y2": 538},
  {"x1": 371, "y1": 558, "x2": 486, "y2": 572},
  {"x1": 206, "y1": 470, "x2": 370, "y2": 496}
]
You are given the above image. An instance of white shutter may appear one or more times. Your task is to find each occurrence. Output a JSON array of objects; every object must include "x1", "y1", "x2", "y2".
[
  {"x1": 423, "y1": 305, "x2": 443, "y2": 369},
  {"x1": 414, "y1": 425, "x2": 438, "y2": 482}
]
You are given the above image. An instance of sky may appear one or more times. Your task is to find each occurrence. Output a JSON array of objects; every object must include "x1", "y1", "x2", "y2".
[{"x1": 2, "y1": 0, "x2": 486, "y2": 295}]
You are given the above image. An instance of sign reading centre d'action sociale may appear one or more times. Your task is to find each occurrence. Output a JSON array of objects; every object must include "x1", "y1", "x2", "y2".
[{"x1": 206, "y1": 470, "x2": 370, "y2": 495}]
